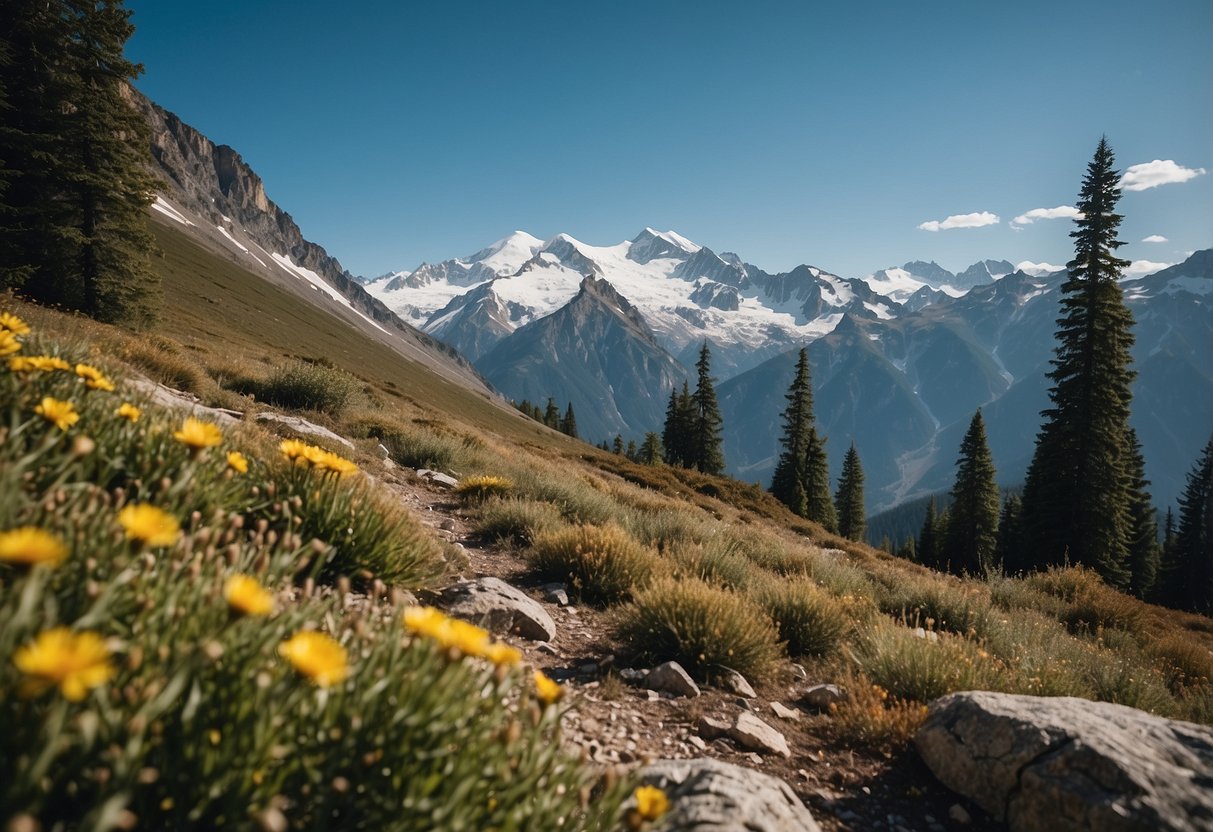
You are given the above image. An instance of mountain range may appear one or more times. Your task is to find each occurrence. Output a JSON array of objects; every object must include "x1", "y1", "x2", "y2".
[{"x1": 133, "y1": 93, "x2": 1212, "y2": 516}]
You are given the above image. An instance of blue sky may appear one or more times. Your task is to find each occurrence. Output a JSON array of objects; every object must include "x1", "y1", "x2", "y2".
[{"x1": 126, "y1": 0, "x2": 1211, "y2": 280}]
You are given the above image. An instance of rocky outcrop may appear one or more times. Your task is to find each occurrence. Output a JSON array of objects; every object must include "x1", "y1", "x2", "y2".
[
  {"x1": 638, "y1": 758, "x2": 821, "y2": 832},
  {"x1": 438, "y1": 577, "x2": 556, "y2": 641},
  {"x1": 915, "y1": 691, "x2": 1213, "y2": 832}
]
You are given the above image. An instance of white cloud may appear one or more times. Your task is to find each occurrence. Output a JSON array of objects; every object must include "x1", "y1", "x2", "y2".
[
  {"x1": 1015, "y1": 260, "x2": 1064, "y2": 276},
  {"x1": 1124, "y1": 259, "x2": 1172, "y2": 277},
  {"x1": 1011, "y1": 205, "x2": 1083, "y2": 226},
  {"x1": 917, "y1": 211, "x2": 1000, "y2": 232},
  {"x1": 1120, "y1": 160, "x2": 1206, "y2": 192},
  {"x1": 1141, "y1": 234, "x2": 1168, "y2": 243}
]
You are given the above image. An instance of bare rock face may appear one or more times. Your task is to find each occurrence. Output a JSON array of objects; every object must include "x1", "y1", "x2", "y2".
[
  {"x1": 438, "y1": 577, "x2": 555, "y2": 641},
  {"x1": 639, "y1": 757, "x2": 821, "y2": 832},
  {"x1": 916, "y1": 691, "x2": 1213, "y2": 832},
  {"x1": 255, "y1": 412, "x2": 355, "y2": 448}
]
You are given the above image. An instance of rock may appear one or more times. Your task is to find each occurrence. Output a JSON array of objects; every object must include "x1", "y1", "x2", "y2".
[
  {"x1": 637, "y1": 758, "x2": 821, "y2": 831},
  {"x1": 801, "y1": 683, "x2": 847, "y2": 710},
  {"x1": 127, "y1": 378, "x2": 242, "y2": 424},
  {"x1": 916, "y1": 691, "x2": 1213, "y2": 831},
  {"x1": 416, "y1": 469, "x2": 459, "y2": 488},
  {"x1": 688, "y1": 735, "x2": 707, "y2": 751},
  {"x1": 255, "y1": 412, "x2": 355, "y2": 448},
  {"x1": 618, "y1": 668, "x2": 649, "y2": 684},
  {"x1": 645, "y1": 661, "x2": 700, "y2": 698},
  {"x1": 718, "y1": 668, "x2": 756, "y2": 698},
  {"x1": 438, "y1": 577, "x2": 556, "y2": 641},
  {"x1": 728, "y1": 712, "x2": 791, "y2": 758},
  {"x1": 541, "y1": 582, "x2": 569, "y2": 606},
  {"x1": 948, "y1": 804, "x2": 972, "y2": 825},
  {"x1": 734, "y1": 697, "x2": 753, "y2": 711},
  {"x1": 376, "y1": 442, "x2": 391, "y2": 459},
  {"x1": 789, "y1": 663, "x2": 808, "y2": 681},
  {"x1": 698, "y1": 716, "x2": 730, "y2": 740},
  {"x1": 770, "y1": 702, "x2": 802, "y2": 722}
]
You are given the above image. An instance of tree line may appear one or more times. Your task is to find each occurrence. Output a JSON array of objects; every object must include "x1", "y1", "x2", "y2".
[{"x1": 1, "y1": 0, "x2": 161, "y2": 327}]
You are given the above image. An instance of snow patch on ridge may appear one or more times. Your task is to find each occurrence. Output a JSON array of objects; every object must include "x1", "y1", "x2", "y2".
[
  {"x1": 272, "y1": 253, "x2": 389, "y2": 335},
  {"x1": 151, "y1": 196, "x2": 194, "y2": 226}
]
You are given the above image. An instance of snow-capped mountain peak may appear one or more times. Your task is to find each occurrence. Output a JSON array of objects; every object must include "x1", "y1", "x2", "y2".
[{"x1": 466, "y1": 230, "x2": 544, "y2": 274}]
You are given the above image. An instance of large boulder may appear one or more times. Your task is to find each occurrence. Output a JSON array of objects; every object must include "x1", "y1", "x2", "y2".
[
  {"x1": 439, "y1": 577, "x2": 556, "y2": 641},
  {"x1": 916, "y1": 691, "x2": 1213, "y2": 832},
  {"x1": 638, "y1": 757, "x2": 821, "y2": 832}
]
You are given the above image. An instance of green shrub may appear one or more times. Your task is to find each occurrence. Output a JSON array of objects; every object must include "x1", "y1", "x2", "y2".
[
  {"x1": 252, "y1": 359, "x2": 361, "y2": 415},
  {"x1": 475, "y1": 497, "x2": 566, "y2": 546},
  {"x1": 527, "y1": 523, "x2": 658, "y2": 604},
  {"x1": 666, "y1": 539, "x2": 759, "y2": 590},
  {"x1": 878, "y1": 576, "x2": 996, "y2": 638},
  {"x1": 851, "y1": 621, "x2": 1003, "y2": 703},
  {"x1": 617, "y1": 577, "x2": 783, "y2": 682},
  {"x1": 1148, "y1": 634, "x2": 1213, "y2": 690},
  {"x1": 505, "y1": 466, "x2": 619, "y2": 525},
  {"x1": 454, "y1": 474, "x2": 513, "y2": 503},
  {"x1": 756, "y1": 577, "x2": 848, "y2": 658}
]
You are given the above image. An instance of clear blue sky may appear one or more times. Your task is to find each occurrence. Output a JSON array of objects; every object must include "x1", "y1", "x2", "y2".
[{"x1": 126, "y1": 0, "x2": 1212, "y2": 279}]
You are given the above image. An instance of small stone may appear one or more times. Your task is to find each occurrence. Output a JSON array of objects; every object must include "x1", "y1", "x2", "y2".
[
  {"x1": 770, "y1": 701, "x2": 802, "y2": 722},
  {"x1": 440, "y1": 518, "x2": 456, "y2": 531},
  {"x1": 645, "y1": 661, "x2": 701, "y2": 698},
  {"x1": 688, "y1": 735, "x2": 707, "y2": 751},
  {"x1": 948, "y1": 804, "x2": 971, "y2": 825},
  {"x1": 719, "y1": 668, "x2": 757, "y2": 698},
  {"x1": 748, "y1": 752, "x2": 764, "y2": 765},
  {"x1": 728, "y1": 712, "x2": 791, "y2": 758},
  {"x1": 734, "y1": 697, "x2": 753, "y2": 710},
  {"x1": 439, "y1": 577, "x2": 556, "y2": 641},
  {"x1": 789, "y1": 663, "x2": 808, "y2": 680},
  {"x1": 618, "y1": 668, "x2": 649, "y2": 684},
  {"x1": 416, "y1": 469, "x2": 459, "y2": 488},
  {"x1": 801, "y1": 683, "x2": 847, "y2": 710},
  {"x1": 535, "y1": 643, "x2": 560, "y2": 656},
  {"x1": 646, "y1": 690, "x2": 660, "y2": 701},
  {"x1": 698, "y1": 716, "x2": 730, "y2": 740},
  {"x1": 376, "y1": 443, "x2": 391, "y2": 459},
  {"x1": 541, "y1": 583, "x2": 569, "y2": 606}
]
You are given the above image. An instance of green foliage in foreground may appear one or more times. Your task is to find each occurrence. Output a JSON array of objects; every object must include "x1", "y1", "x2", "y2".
[{"x1": 0, "y1": 319, "x2": 628, "y2": 830}]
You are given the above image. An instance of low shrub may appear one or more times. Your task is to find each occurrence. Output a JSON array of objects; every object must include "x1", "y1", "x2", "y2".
[
  {"x1": 851, "y1": 621, "x2": 1003, "y2": 703},
  {"x1": 527, "y1": 523, "x2": 658, "y2": 604},
  {"x1": 253, "y1": 360, "x2": 361, "y2": 415},
  {"x1": 114, "y1": 334, "x2": 210, "y2": 394},
  {"x1": 827, "y1": 670, "x2": 930, "y2": 750},
  {"x1": 755, "y1": 577, "x2": 849, "y2": 658},
  {"x1": 616, "y1": 577, "x2": 783, "y2": 682},
  {"x1": 878, "y1": 576, "x2": 996, "y2": 639},
  {"x1": 1148, "y1": 634, "x2": 1213, "y2": 690},
  {"x1": 666, "y1": 539, "x2": 759, "y2": 590},
  {"x1": 475, "y1": 497, "x2": 566, "y2": 546},
  {"x1": 454, "y1": 475, "x2": 513, "y2": 503}
]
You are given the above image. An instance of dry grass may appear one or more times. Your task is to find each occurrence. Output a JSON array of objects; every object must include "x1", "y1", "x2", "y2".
[{"x1": 526, "y1": 523, "x2": 660, "y2": 604}]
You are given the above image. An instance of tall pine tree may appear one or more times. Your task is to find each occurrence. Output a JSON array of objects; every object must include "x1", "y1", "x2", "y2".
[
  {"x1": 2, "y1": 1, "x2": 161, "y2": 325},
  {"x1": 689, "y1": 343, "x2": 724, "y2": 475},
  {"x1": 805, "y1": 428, "x2": 837, "y2": 533},
  {"x1": 662, "y1": 382, "x2": 693, "y2": 468},
  {"x1": 941, "y1": 410, "x2": 1000, "y2": 576},
  {"x1": 918, "y1": 497, "x2": 942, "y2": 570},
  {"x1": 560, "y1": 402, "x2": 578, "y2": 439},
  {"x1": 1159, "y1": 436, "x2": 1213, "y2": 613},
  {"x1": 1016, "y1": 138, "x2": 1136, "y2": 588},
  {"x1": 994, "y1": 493, "x2": 1022, "y2": 573},
  {"x1": 771, "y1": 348, "x2": 814, "y2": 516},
  {"x1": 543, "y1": 397, "x2": 560, "y2": 429},
  {"x1": 1124, "y1": 428, "x2": 1160, "y2": 599},
  {"x1": 834, "y1": 442, "x2": 865, "y2": 541},
  {"x1": 638, "y1": 432, "x2": 663, "y2": 465}
]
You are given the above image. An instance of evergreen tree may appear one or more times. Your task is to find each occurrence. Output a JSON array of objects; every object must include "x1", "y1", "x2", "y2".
[
  {"x1": 543, "y1": 397, "x2": 560, "y2": 429},
  {"x1": 918, "y1": 498, "x2": 942, "y2": 570},
  {"x1": 994, "y1": 494, "x2": 1022, "y2": 573},
  {"x1": 897, "y1": 535, "x2": 918, "y2": 562},
  {"x1": 834, "y1": 442, "x2": 865, "y2": 541},
  {"x1": 638, "y1": 432, "x2": 663, "y2": 465},
  {"x1": 1160, "y1": 436, "x2": 1213, "y2": 612},
  {"x1": 1124, "y1": 428, "x2": 1160, "y2": 599},
  {"x1": 941, "y1": 411, "x2": 1001, "y2": 576},
  {"x1": 612, "y1": 434, "x2": 624, "y2": 455},
  {"x1": 661, "y1": 382, "x2": 693, "y2": 468},
  {"x1": 1163, "y1": 507, "x2": 1176, "y2": 554},
  {"x1": 2, "y1": 1, "x2": 161, "y2": 325},
  {"x1": 559, "y1": 402, "x2": 578, "y2": 439},
  {"x1": 689, "y1": 343, "x2": 725, "y2": 475},
  {"x1": 1017, "y1": 138, "x2": 1136, "y2": 589},
  {"x1": 771, "y1": 348, "x2": 814, "y2": 516},
  {"x1": 805, "y1": 428, "x2": 837, "y2": 533},
  {"x1": 625, "y1": 439, "x2": 637, "y2": 461}
]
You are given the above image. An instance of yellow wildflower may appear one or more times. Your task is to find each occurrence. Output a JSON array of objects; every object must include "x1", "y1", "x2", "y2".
[
  {"x1": 35, "y1": 397, "x2": 78, "y2": 430},
  {"x1": 173, "y1": 418, "x2": 223, "y2": 452},
  {"x1": 224, "y1": 574, "x2": 274, "y2": 617},
  {"x1": 0, "y1": 312, "x2": 31, "y2": 335},
  {"x1": 13, "y1": 628, "x2": 115, "y2": 701},
  {"x1": 0, "y1": 331, "x2": 20, "y2": 357},
  {"x1": 633, "y1": 785, "x2": 670, "y2": 821},
  {"x1": 226, "y1": 451, "x2": 249, "y2": 473},
  {"x1": 280, "y1": 438, "x2": 312, "y2": 461},
  {"x1": 74, "y1": 363, "x2": 115, "y2": 392},
  {"x1": 533, "y1": 670, "x2": 563, "y2": 705},
  {"x1": 403, "y1": 605, "x2": 449, "y2": 639},
  {"x1": 483, "y1": 642, "x2": 522, "y2": 667},
  {"x1": 116, "y1": 403, "x2": 142, "y2": 423},
  {"x1": 280, "y1": 631, "x2": 348, "y2": 687},
  {"x1": 403, "y1": 606, "x2": 492, "y2": 656},
  {"x1": 9, "y1": 355, "x2": 71, "y2": 373},
  {"x1": 310, "y1": 449, "x2": 358, "y2": 476},
  {"x1": 117, "y1": 503, "x2": 181, "y2": 548},
  {"x1": 0, "y1": 527, "x2": 69, "y2": 567}
]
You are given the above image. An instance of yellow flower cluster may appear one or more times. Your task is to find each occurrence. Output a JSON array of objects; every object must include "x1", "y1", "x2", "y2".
[
  {"x1": 279, "y1": 630, "x2": 348, "y2": 687},
  {"x1": 74, "y1": 363, "x2": 115, "y2": 392},
  {"x1": 224, "y1": 574, "x2": 274, "y2": 617},
  {"x1": 174, "y1": 417, "x2": 224, "y2": 452},
  {"x1": 533, "y1": 670, "x2": 563, "y2": 705},
  {"x1": 632, "y1": 785, "x2": 670, "y2": 821},
  {"x1": 117, "y1": 503, "x2": 181, "y2": 548},
  {"x1": 280, "y1": 439, "x2": 357, "y2": 476},
  {"x1": 35, "y1": 397, "x2": 79, "y2": 431},
  {"x1": 226, "y1": 451, "x2": 249, "y2": 473},
  {"x1": 0, "y1": 312, "x2": 31, "y2": 336},
  {"x1": 403, "y1": 606, "x2": 521, "y2": 666},
  {"x1": 115, "y1": 402, "x2": 142, "y2": 422},
  {"x1": 0, "y1": 527, "x2": 69, "y2": 567},
  {"x1": 9, "y1": 355, "x2": 71, "y2": 373}
]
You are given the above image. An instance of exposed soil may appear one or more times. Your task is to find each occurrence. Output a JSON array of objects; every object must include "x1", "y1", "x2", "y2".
[{"x1": 380, "y1": 464, "x2": 998, "y2": 832}]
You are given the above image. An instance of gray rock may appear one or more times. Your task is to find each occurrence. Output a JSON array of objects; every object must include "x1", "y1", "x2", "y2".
[
  {"x1": 698, "y1": 716, "x2": 730, "y2": 740},
  {"x1": 788, "y1": 663, "x2": 808, "y2": 681},
  {"x1": 770, "y1": 701, "x2": 802, "y2": 722},
  {"x1": 638, "y1": 758, "x2": 821, "y2": 831},
  {"x1": 718, "y1": 668, "x2": 756, "y2": 698},
  {"x1": 416, "y1": 469, "x2": 459, "y2": 488},
  {"x1": 127, "y1": 378, "x2": 242, "y2": 424},
  {"x1": 438, "y1": 577, "x2": 556, "y2": 641},
  {"x1": 646, "y1": 661, "x2": 701, "y2": 698},
  {"x1": 255, "y1": 412, "x2": 355, "y2": 448},
  {"x1": 618, "y1": 668, "x2": 649, "y2": 684},
  {"x1": 802, "y1": 683, "x2": 847, "y2": 710},
  {"x1": 728, "y1": 712, "x2": 791, "y2": 758},
  {"x1": 916, "y1": 691, "x2": 1213, "y2": 831},
  {"x1": 949, "y1": 804, "x2": 972, "y2": 825},
  {"x1": 541, "y1": 582, "x2": 569, "y2": 606}
]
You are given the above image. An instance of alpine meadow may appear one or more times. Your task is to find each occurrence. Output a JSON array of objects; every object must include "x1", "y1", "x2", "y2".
[{"x1": 2, "y1": 2, "x2": 1212, "y2": 831}]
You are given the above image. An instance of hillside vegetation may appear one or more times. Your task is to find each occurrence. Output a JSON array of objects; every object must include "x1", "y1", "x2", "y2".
[{"x1": 3, "y1": 228, "x2": 1212, "y2": 826}]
